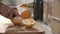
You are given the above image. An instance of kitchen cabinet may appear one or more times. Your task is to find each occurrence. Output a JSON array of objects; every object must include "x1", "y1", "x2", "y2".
[
  {"x1": 50, "y1": 19, "x2": 60, "y2": 34},
  {"x1": 47, "y1": 0, "x2": 60, "y2": 34},
  {"x1": 43, "y1": 0, "x2": 60, "y2": 34}
]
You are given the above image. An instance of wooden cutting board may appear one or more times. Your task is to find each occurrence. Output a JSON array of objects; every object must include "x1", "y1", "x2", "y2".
[{"x1": 5, "y1": 23, "x2": 45, "y2": 34}]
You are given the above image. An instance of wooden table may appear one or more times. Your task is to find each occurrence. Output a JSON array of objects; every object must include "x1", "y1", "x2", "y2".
[{"x1": 5, "y1": 23, "x2": 45, "y2": 34}]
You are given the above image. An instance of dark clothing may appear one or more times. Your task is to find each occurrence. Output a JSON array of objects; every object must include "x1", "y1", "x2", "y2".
[{"x1": 0, "y1": 2, "x2": 19, "y2": 19}]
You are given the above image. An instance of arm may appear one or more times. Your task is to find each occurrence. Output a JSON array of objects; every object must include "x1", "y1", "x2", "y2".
[{"x1": 0, "y1": 2, "x2": 20, "y2": 19}]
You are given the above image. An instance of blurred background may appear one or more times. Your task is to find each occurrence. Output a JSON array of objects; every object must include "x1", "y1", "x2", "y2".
[{"x1": 0, "y1": 0, "x2": 60, "y2": 34}]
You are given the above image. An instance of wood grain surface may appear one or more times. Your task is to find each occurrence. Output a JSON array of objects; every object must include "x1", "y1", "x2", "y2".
[{"x1": 5, "y1": 23, "x2": 45, "y2": 34}]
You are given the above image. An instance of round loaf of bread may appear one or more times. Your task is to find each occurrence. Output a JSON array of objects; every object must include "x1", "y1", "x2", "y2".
[
  {"x1": 12, "y1": 17, "x2": 23, "y2": 25},
  {"x1": 21, "y1": 10, "x2": 31, "y2": 19},
  {"x1": 22, "y1": 18, "x2": 35, "y2": 28}
]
